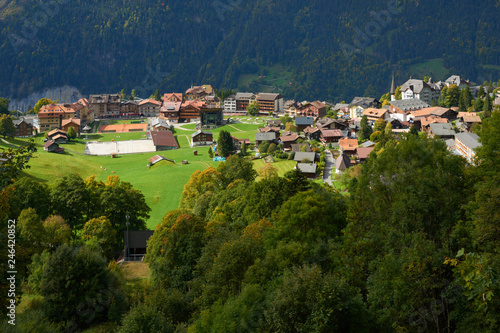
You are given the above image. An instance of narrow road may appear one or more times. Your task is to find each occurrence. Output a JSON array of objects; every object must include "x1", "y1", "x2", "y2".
[
  {"x1": 227, "y1": 124, "x2": 244, "y2": 132},
  {"x1": 323, "y1": 150, "x2": 334, "y2": 185}
]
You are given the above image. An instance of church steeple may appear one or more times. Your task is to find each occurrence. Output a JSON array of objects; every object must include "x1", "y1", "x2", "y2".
[{"x1": 390, "y1": 72, "x2": 396, "y2": 101}]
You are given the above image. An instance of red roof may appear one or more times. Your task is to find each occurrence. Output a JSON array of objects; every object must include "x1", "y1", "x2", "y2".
[
  {"x1": 61, "y1": 118, "x2": 81, "y2": 127},
  {"x1": 339, "y1": 138, "x2": 359, "y2": 151},
  {"x1": 149, "y1": 130, "x2": 178, "y2": 148}
]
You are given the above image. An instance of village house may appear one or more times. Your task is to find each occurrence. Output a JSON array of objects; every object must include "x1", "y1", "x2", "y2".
[
  {"x1": 320, "y1": 129, "x2": 343, "y2": 143},
  {"x1": 160, "y1": 101, "x2": 181, "y2": 122},
  {"x1": 461, "y1": 115, "x2": 482, "y2": 132},
  {"x1": 164, "y1": 93, "x2": 183, "y2": 103},
  {"x1": 47, "y1": 128, "x2": 68, "y2": 143},
  {"x1": 13, "y1": 117, "x2": 34, "y2": 137},
  {"x1": 348, "y1": 97, "x2": 381, "y2": 119},
  {"x1": 428, "y1": 123, "x2": 455, "y2": 139},
  {"x1": 203, "y1": 96, "x2": 221, "y2": 108},
  {"x1": 445, "y1": 75, "x2": 470, "y2": 89},
  {"x1": 284, "y1": 100, "x2": 299, "y2": 117},
  {"x1": 356, "y1": 146, "x2": 374, "y2": 163},
  {"x1": 38, "y1": 103, "x2": 77, "y2": 132},
  {"x1": 255, "y1": 132, "x2": 277, "y2": 147},
  {"x1": 400, "y1": 78, "x2": 440, "y2": 105},
  {"x1": 256, "y1": 93, "x2": 284, "y2": 115},
  {"x1": 335, "y1": 152, "x2": 351, "y2": 174},
  {"x1": 409, "y1": 107, "x2": 457, "y2": 121},
  {"x1": 294, "y1": 151, "x2": 317, "y2": 163},
  {"x1": 296, "y1": 163, "x2": 317, "y2": 179},
  {"x1": 120, "y1": 100, "x2": 139, "y2": 115},
  {"x1": 280, "y1": 133, "x2": 300, "y2": 149},
  {"x1": 184, "y1": 85, "x2": 214, "y2": 101},
  {"x1": 139, "y1": 99, "x2": 162, "y2": 117},
  {"x1": 150, "y1": 118, "x2": 171, "y2": 131},
  {"x1": 180, "y1": 100, "x2": 204, "y2": 122},
  {"x1": 455, "y1": 132, "x2": 481, "y2": 164},
  {"x1": 304, "y1": 126, "x2": 321, "y2": 141},
  {"x1": 71, "y1": 98, "x2": 92, "y2": 124},
  {"x1": 259, "y1": 126, "x2": 281, "y2": 137},
  {"x1": 295, "y1": 116, "x2": 314, "y2": 132},
  {"x1": 61, "y1": 118, "x2": 81, "y2": 135},
  {"x1": 296, "y1": 101, "x2": 327, "y2": 118},
  {"x1": 89, "y1": 94, "x2": 121, "y2": 118},
  {"x1": 235, "y1": 92, "x2": 256, "y2": 111},
  {"x1": 333, "y1": 103, "x2": 350, "y2": 118},
  {"x1": 317, "y1": 118, "x2": 349, "y2": 130},
  {"x1": 43, "y1": 140, "x2": 64, "y2": 153},
  {"x1": 191, "y1": 130, "x2": 213, "y2": 146},
  {"x1": 362, "y1": 108, "x2": 390, "y2": 122},
  {"x1": 389, "y1": 99, "x2": 430, "y2": 121},
  {"x1": 223, "y1": 95, "x2": 237, "y2": 113},
  {"x1": 231, "y1": 137, "x2": 250, "y2": 150},
  {"x1": 266, "y1": 119, "x2": 281, "y2": 128},
  {"x1": 339, "y1": 137, "x2": 358, "y2": 155},
  {"x1": 148, "y1": 130, "x2": 179, "y2": 150}
]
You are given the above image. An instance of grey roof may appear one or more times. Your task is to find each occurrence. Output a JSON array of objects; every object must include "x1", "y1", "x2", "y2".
[
  {"x1": 333, "y1": 103, "x2": 349, "y2": 110},
  {"x1": 335, "y1": 153, "x2": 351, "y2": 170},
  {"x1": 255, "y1": 132, "x2": 276, "y2": 141},
  {"x1": 295, "y1": 116, "x2": 314, "y2": 125},
  {"x1": 235, "y1": 92, "x2": 255, "y2": 99},
  {"x1": 361, "y1": 140, "x2": 376, "y2": 147},
  {"x1": 151, "y1": 117, "x2": 169, "y2": 128},
  {"x1": 390, "y1": 98, "x2": 430, "y2": 112},
  {"x1": 429, "y1": 123, "x2": 455, "y2": 137},
  {"x1": 191, "y1": 130, "x2": 213, "y2": 138},
  {"x1": 257, "y1": 93, "x2": 282, "y2": 101},
  {"x1": 455, "y1": 132, "x2": 481, "y2": 150},
  {"x1": 348, "y1": 97, "x2": 380, "y2": 109},
  {"x1": 296, "y1": 163, "x2": 317, "y2": 174},
  {"x1": 13, "y1": 117, "x2": 33, "y2": 126},
  {"x1": 446, "y1": 75, "x2": 468, "y2": 86},
  {"x1": 294, "y1": 151, "x2": 316, "y2": 162},
  {"x1": 445, "y1": 139, "x2": 456, "y2": 149},
  {"x1": 401, "y1": 79, "x2": 432, "y2": 94}
]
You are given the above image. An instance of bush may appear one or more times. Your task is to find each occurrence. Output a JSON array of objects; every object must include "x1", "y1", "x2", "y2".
[{"x1": 119, "y1": 303, "x2": 174, "y2": 333}]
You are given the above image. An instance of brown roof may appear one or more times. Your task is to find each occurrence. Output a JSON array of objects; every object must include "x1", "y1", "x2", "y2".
[
  {"x1": 61, "y1": 118, "x2": 81, "y2": 127},
  {"x1": 43, "y1": 140, "x2": 58, "y2": 148},
  {"x1": 320, "y1": 129, "x2": 343, "y2": 138},
  {"x1": 339, "y1": 138, "x2": 359, "y2": 151},
  {"x1": 304, "y1": 126, "x2": 321, "y2": 134},
  {"x1": 356, "y1": 147, "x2": 374, "y2": 159},
  {"x1": 52, "y1": 134, "x2": 67, "y2": 141},
  {"x1": 458, "y1": 112, "x2": 478, "y2": 118},
  {"x1": 259, "y1": 126, "x2": 281, "y2": 133},
  {"x1": 463, "y1": 116, "x2": 482, "y2": 123},
  {"x1": 363, "y1": 108, "x2": 387, "y2": 118},
  {"x1": 280, "y1": 133, "x2": 300, "y2": 142},
  {"x1": 163, "y1": 93, "x2": 183, "y2": 102},
  {"x1": 149, "y1": 130, "x2": 178, "y2": 148},
  {"x1": 47, "y1": 128, "x2": 67, "y2": 137}
]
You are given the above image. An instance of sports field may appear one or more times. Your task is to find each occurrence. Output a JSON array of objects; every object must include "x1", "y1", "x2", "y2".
[
  {"x1": 98, "y1": 123, "x2": 148, "y2": 133},
  {"x1": 1, "y1": 118, "x2": 296, "y2": 229}
]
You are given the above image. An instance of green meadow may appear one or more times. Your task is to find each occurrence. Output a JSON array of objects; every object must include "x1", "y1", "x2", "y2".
[{"x1": 1, "y1": 119, "x2": 296, "y2": 229}]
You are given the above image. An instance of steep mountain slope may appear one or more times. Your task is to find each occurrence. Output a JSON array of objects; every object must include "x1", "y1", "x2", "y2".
[{"x1": 0, "y1": 0, "x2": 499, "y2": 102}]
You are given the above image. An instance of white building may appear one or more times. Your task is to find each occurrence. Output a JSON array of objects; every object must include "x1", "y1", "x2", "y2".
[
  {"x1": 400, "y1": 79, "x2": 440, "y2": 105},
  {"x1": 223, "y1": 95, "x2": 237, "y2": 113}
]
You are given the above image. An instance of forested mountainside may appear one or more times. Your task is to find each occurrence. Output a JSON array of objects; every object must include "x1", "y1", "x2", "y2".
[{"x1": 1, "y1": 0, "x2": 499, "y2": 101}]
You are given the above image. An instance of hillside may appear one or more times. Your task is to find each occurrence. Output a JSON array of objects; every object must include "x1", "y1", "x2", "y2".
[{"x1": 1, "y1": 0, "x2": 499, "y2": 102}]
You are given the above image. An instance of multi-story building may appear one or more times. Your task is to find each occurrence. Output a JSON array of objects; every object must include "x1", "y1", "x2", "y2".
[
  {"x1": 296, "y1": 100, "x2": 326, "y2": 118},
  {"x1": 13, "y1": 117, "x2": 34, "y2": 137},
  {"x1": 89, "y1": 94, "x2": 121, "y2": 118},
  {"x1": 400, "y1": 78, "x2": 441, "y2": 105},
  {"x1": 256, "y1": 93, "x2": 283, "y2": 115},
  {"x1": 160, "y1": 102, "x2": 181, "y2": 122},
  {"x1": 139, "y1": 99, "x2": 162, "y2": 117},
  {"x1": 455, "y1": 132, "x2": 481, "y2": 164},
  {"x1": 223, "y1": 95, "x2": 237, "y2": 113},
  {"x1": 184, "y1": 85, "x2": 214, "y2": 100},
  {"x1": 120, "y1": 100, "x2": 139, "y2": 115},
  {"x1": 235, "y1": 92, "x2": 256, "y2": 111},
  {"x1": 164, "y1": 93, "x2": 183, "y2": 103},
  {"x1": 37, "y1": 104, "x2": 76, "y2": 132}
]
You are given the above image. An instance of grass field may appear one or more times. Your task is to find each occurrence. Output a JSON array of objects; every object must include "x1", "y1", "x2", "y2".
[
  {"x1": 237, "y1": 62, "x2": 292, "y2": 91},
  {"x1": 1, "y1": 119, "x2": 297, "y2": 229},
  {"x1": 409, "y1": 58, "x2": 450, "y2": 80}
]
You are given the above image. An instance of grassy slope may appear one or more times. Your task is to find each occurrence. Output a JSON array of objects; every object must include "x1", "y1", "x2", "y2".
[
  {"x1": 2, "y1": 119, "x2": 296, "y2": 229},
  {"x1": 409, "y1": 58, "x2": 450, "y2": 81}
]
